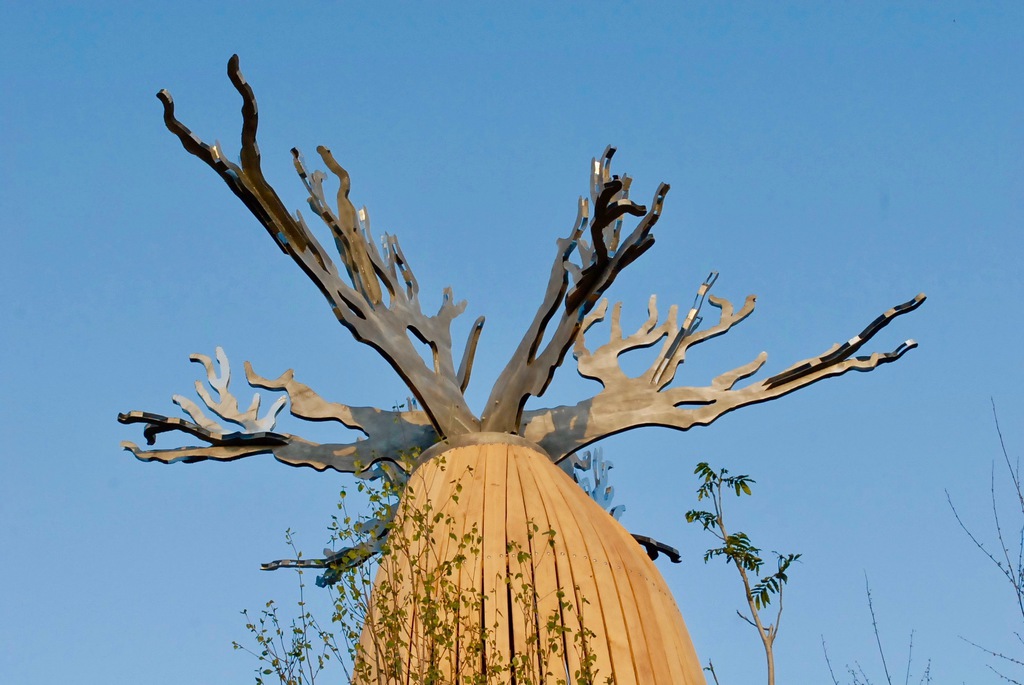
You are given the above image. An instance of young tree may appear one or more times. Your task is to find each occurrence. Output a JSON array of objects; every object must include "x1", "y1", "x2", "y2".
[
  {"x1": 120, "y1": 55, "x2": 924, "y2": 684},
  {"x1": 685, "y1": 463, "x2": 799, "y2": 685}
]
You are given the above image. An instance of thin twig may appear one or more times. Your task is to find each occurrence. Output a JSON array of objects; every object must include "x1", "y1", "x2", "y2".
[
  {"x1": 904, "y1": 630, "x2": 914, "y2": 685},
  {"x1": 705, "y1": 659, "x2": 722, "y2": 685},
  {"x1": 946, "y1": 489, "x2": 1019, "y2": 597},
  {"x1": 822, "y1": 635, "x2": 840, "y2": 685},
  {"x1": 992, "y1": 399, "x2": 1024, "y2": 513},
  {"x1": 865, "y1": 575, "x2": 893, "y2": 685},
  {"x1": 960, "y1": 635, "x2": 1024, "y2": 668}
]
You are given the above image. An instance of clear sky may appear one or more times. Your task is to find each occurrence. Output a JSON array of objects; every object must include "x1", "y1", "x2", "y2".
[{"x1": 1, "y1": 2, "x2": 1021, "y2": 683}]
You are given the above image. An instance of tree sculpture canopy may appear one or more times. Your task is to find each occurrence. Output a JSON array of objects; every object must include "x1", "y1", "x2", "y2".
[
  {"x1": 120, "y1": 56, "x2": 924, "y2": 685},
  {"x1": 122, "y1": 54, "x2": 923, "y2": 475}
]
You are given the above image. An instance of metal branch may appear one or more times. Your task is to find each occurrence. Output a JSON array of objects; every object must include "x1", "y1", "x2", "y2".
[
  {"x1": 456, "y1": 316, "x2": 486, "y2": 392},
  {"x1": 118, "y1": 411, "x2": 288, "y2": 449},
  {"x1": 158, "y1": 55, "x2": 478, "y2": 438},
  {"x1": 292, "y1": 146, "x2": 382, "y2": 305},
  {"x1": 522, "y1": 292, "x2": 926, "y2": 463},
  {"x1": 120, "y1": 350, "x2": 439, "y2": 474},
  {"x1": 172, "y1": 347, "x2": 286, "y2": 433},
  {"x1": 262, "y1": 466, "x2": 410, "y2": 585},
  {"x1": 632, "y1": 535, "x2": 683, "y2": 563},
  {"x1": 481, "y1": 147, "x2": 670, "y2": 432},
  {"x1": 244, "y1": 362, "x2": 438, "y2": 457},
  {"x1": 119, "y1": 410, "x2": 425, "y2": 475},
  {"x1": 120, "y1": 437, "x2": 277, "y2": 465}
]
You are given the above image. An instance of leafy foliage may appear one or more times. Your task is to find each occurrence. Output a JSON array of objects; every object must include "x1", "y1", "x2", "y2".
[
  {"x1": 686, "y1": 463, "x2": 800, "y2": 611},
  {"x1": 686, "y1": 462, "x2": 799, "y2": 685}
]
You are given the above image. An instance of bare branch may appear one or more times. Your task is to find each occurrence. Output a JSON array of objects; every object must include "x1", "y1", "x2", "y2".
[
  {"x1": 482, "y1": 147, "x2": 669, "y2": 432},
  {"x1": 523, "y1": 291, "x2": 926, "y2": 463},
  {"x1": 736, "y1": 609, "x2": 757, "y2": 628},
  {"x1": 158, "y1": 55, "x2": 478, "y2": 438},
  {"x1": 705, "y1": 660, "x2": 722, "y2": 685},
  {"x1": 822, "y1": 636, "x2": 842, "y2": 685},
  {"x1": 948, "y1": 402, "x2": 1024, "y2": 624},
  {"x1": 865, "y1": 575, "x2": 895, "y2": 685},
  {"x1": 960, "y1": 635, "x2": 1024, "y2": 669}
]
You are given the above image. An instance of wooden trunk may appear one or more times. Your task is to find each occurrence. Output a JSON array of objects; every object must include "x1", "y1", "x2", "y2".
[{"x1": 355, "y1": 435, "x2": 706, "y2": 684}]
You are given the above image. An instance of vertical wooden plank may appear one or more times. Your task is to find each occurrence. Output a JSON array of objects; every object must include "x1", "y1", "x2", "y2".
[
  {"x1": 541, "y1": 460, "x2": 649, "y2": 685},
  {"x1": 622, "y1": 528, "x2": 702, "y2": 682},
  {"x1": 480, "y1": 444, "x2": 513, "y2": 676},
  {"x1": 356, "y1": 463, "x2": 429, "y2": 685},
  {"x1": 519, "y1": 446, "x2": 614, "y2": 683},
  {"x1": 529, "y1": 450, "x2": 642, "y2": 685},
  {"x1": 510, "y1": 446, "x2": 569, "y2": 683},
  {"x1": 658, "y1": 582, "x2": 704, "y2": 681},
  {"x1": 390, "y1": 453, "x2": 443, "y2": 684},
  {"x1": 412, "y1": 450, "x2": 465, "y2": 681},
  {"x1": 606, "y1": 523, "x2": 685, "y2": 683},
  {"x1": 504, "y1": 442, "x2": 544, "y2": 682},
  {"x1": 449, "y1": 445, "x2": 489, "y2": 681},
  {"x1": 514, "y1": 445, "x2": 588, "y2": 683},
  {"x1": 630, "y1": 542, "x2": 704, "y2": 682},
  {"x1": 402, "y1": 452, "x2": 450, "y2": 683}
]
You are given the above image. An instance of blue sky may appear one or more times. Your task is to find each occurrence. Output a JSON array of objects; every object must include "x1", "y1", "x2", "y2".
[{"x1": 1, "y1": 2, "x2": 1021, "y2": 683}]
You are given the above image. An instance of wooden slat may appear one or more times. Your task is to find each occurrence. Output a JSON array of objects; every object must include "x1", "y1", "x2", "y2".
[
  {"x1": 521, "y1": 446, "x2": 608, "y2": 683},
  {"x1": 533, "y1": 451, "x2": 637, "y2": 685},
  {"x1": 583, "y1": 523, "x2": 658, "y2": 685},
  {"x1": 480, "y1": 444, "x2": 513, "y2": 675},
  {"x1": 450, "y1": 446, "x2": 488, "y2": 681},
  {"x1": 503, "y1": 441, "x2": 544, "y2": 682},
  {"x1": 402, "y1": 453, "x2": 453, "y2": 684},
  {"x1": 509, "y1": 443, "x2": 567, "y2": 683},
  {"x1": 415, "y1": 448, "x2": 466, "y2": 681},
  {"x1": 515, "y1": 443, "x2": 587, "y2": 683},
  {"x1": 545, "y1": 460, "x2": 648, "y2": 684},
  {"x1": 661, "y1": 585, "x2": 703, "y2": 680},
  {"x1": 604, "y1": 514, "x2": 684, "y2": 684},
  {"x1": 356, "y1": 461, "x2": 433, "y2": 684}
]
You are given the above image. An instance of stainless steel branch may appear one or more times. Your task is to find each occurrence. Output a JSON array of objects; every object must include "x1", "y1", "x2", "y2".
[
  {"x1": 157, "y1": 55, "x2": 479, "y2": 438},
  {"x1": 481, "y1": 148, "x2": 669, "y2": 432},
  {"x1": 522, "y1": 292, "x2": 926, "y2": 463}
]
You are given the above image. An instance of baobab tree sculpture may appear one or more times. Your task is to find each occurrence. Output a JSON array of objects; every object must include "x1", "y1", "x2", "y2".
[{"x1": 120, "y1": 56, "x2": 925, "y2": 684}]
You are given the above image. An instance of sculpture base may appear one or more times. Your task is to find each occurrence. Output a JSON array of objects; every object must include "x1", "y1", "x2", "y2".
[{"x1": 355, "y1": 438, "x2": 706, "y2": 685}]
